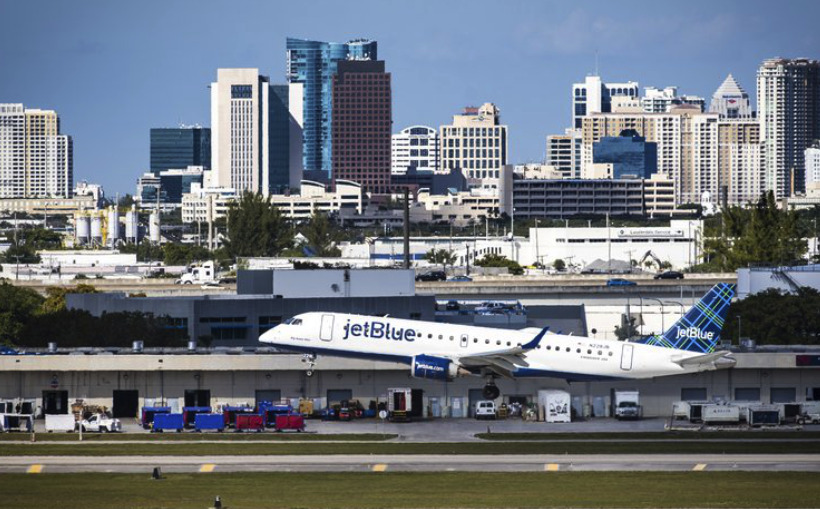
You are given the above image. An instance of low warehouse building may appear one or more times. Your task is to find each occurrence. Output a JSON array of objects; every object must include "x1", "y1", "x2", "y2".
[{"x1": 1, "y1": 349, "x2": 817, "y2": 419}]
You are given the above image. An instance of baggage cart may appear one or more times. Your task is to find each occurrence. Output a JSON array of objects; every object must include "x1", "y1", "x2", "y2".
[
  {"x1": 152, "y1": 413, "x2": 184, "y2": 432},
  {"x1": 194, "y1": 413, "x2": 225, "y2": 432},
  {"x1": 141, "y1": 406, "x2": 171, "y2": 429},
  {"x1": 182, "y1": 406, "x2": 211, "y2": 428},
  {"x1": 275, "y1": 414, "x2": 305, "y2": 432},
  {"x1": 223, "y1": 406, "x2": 254, "y2": 428},
  {"x1": 235, "y1": 413, "x2": 264, "y2": 432}
]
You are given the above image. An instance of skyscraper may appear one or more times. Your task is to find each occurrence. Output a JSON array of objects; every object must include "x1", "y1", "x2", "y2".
[
  {"x1": 286, "y1": 37, "x2": 377, "y2": 177},
  {"x1": 757, "y1": 58, "x2": 820, "y2": 197},
  {"x1": 641, "y1": 87, "x2": 705, "y2": 113},
  {"x1": 709, "y1": 74, "x2": 753, "y2": 119},
  {"x1": 150, "y1": 126, "x2": 211, "y2": 175},
  {"x1": 546, "y1": 128, "x2": 581, "y2": 179},
  {"x1": 211, "y1": 69, "x2": 270, "y2": 195},
  {"x1": 391, "y1": 126, "x2": 440, "y2": 175},
  {"x1": 331, "y1": 60, "x2": 392, "y2": 194},
  {"x1": 0, "y1": 103, "x2": 72, "y2": 198},
  {"x1": 572, "y1": 75, "x2": 639, "y2": 129},
  {"x1": 440, "y1": 103, "x2": 508, "y2": 191}
]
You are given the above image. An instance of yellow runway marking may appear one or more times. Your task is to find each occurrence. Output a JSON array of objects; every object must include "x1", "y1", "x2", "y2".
[
  {"x1": 693, "y1": 463, "x2": 707, "y2": 471},
  {"x1": 27, "y1": 464, "x2": 43, "y2": 474},
  {"x1": 372, "y1": 464, "x2": 388, "y2": 472},
  {"x1": 545, "y1": 463, "x2": 560, "y2": 471},
  {"x1": 199, "y1": 464, "x2": 216, "y2": 473}
]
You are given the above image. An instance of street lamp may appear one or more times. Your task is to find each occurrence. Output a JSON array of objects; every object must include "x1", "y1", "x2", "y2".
[{"x1": 737, "y1": 315, "x2": 742, "y2": 344}]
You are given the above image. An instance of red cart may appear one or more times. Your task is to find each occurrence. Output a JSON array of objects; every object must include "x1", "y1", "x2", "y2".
[
  {"x1": 275, "y1": 414, "x2": 305, "y2": 432},
  {"x1": 235, "y1": 413, "x2": 265, "y2": 432}
]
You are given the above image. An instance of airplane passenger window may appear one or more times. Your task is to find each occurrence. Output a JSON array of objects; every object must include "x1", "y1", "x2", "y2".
[
  {"x1": 609, "y1": 352, "x2": 613, "y2": 356},
  {"x1": 438, "y1": 335, "x2": 443, "y2": 340},
  {"x1": 587, "y1": 349, "x2": 592, "y2": 354},
  {"x1": 473, "y1": 339, "x2": 478, "y2": 343},
  {"x1": 485, "y1": 339, "x2": 490, "y2": 344},
  {"x1": 449, "y1": 336, "x2": 454, "y2": 341},
  {"x1": 576, "y1": 348, "x2": 581, "y2": 353},
  {"x1": 566, "y1": 347, "x2": 570, "y2": 352},
  {"x1": 598, "y1": 351, "x2": 602, "y2": 355},
  {"x1": 506, "y1": 342, "x2": 511, "y2": 346},
  {"x1": 546, "y1": 345, "x2": 551, "y2": 350},
  {"x1": 496, "y1": 341, "x2": 501, "y2": 345},
  {"x1": 428, "y1": 334, "x2": 432, "y2": 339}
]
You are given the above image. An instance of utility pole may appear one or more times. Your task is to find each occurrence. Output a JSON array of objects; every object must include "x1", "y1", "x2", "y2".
[
  {"x1": 402, "y1": 188, "x2": 410, "y2": 269},
  {"x1": 606, "y1": 213, "x2": 612, "y2": 274}
]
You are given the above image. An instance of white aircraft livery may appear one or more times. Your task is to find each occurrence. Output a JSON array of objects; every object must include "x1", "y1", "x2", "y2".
[{"x1": 260, "y1": 283, "x2": 736, "y2": 398}]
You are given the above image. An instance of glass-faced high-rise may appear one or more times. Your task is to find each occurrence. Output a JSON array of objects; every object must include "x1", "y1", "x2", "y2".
[
  {"x1": 150, "y1": 127, "x2": 211, "y2": 175},
  {"x1": 286, "y1": 37, "x2": 377, "y2": 177}
]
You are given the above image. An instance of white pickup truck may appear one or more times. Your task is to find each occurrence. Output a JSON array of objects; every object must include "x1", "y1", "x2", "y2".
[{"x1": 79, "y1": 414, "x2": 122, "y2": 433}]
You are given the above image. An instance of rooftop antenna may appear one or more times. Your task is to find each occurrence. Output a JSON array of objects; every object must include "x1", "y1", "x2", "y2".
[{"x1": 594, "y1": 50, "x2": 599, "y2": 77}]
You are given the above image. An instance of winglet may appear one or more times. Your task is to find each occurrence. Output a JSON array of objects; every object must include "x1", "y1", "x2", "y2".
[{"x1": 521, "y1": 327, "x2": 549, "y2": 350}]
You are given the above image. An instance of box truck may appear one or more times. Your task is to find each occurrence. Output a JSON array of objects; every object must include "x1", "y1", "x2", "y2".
[{"x1": 611, "y1": 390, "x2": 642, "y2": 420}]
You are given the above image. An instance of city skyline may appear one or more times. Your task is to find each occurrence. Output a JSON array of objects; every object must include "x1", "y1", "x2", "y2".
[{"x1": 1, "y1": 0, "x2": 819, "y2": 195}]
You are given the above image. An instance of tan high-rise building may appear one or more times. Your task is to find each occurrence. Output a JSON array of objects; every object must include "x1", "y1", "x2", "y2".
[
  {"x1": 210, "y1": 69, "x2": 270, "y2": 195},
  {"x1": 440, "y1": 103, "x2": 508, "y2": 191},
  {"x1": 0, "y1": 104, "x2": 72, "y2": 199},
  {"x1": 581, "y1": 108, "x2": 760, "y2": 206}
]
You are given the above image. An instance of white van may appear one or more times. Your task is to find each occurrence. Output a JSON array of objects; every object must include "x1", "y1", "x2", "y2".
[{"x1": 475, "y1": 400, "x2": 497, "y2": 420}]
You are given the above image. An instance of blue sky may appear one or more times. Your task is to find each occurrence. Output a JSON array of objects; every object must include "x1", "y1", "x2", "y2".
[{"x1": 1, "y1": 0, "x2": 819, "y2": 196}]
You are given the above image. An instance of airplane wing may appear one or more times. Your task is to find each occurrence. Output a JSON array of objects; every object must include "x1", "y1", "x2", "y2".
[
  {"x1": 673, "y1": 350, "x2": 736, "y2": 368},
  {"x1": 451, "y1": 327, "x2": 549, "y2": 378}
]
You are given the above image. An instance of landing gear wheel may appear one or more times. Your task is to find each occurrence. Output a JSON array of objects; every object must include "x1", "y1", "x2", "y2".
[
  {"x1": 302, "y1": 353, "x2": 317, "y2": 377},
  {"x1": 482, "y1": 384, "x2": 500, "y2": 400}
]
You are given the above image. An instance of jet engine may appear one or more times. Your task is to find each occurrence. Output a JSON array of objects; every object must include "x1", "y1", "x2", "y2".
[{"x1": 411, "y1": 355, "x2": 469, "y2": 381}]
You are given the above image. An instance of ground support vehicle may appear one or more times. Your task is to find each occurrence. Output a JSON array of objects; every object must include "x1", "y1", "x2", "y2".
[
  {"x1": 235, "y1": 414, "x2": 265, "y2": 432},
  {"x1": 274, "y1": 414, "x2": 305, "y2": 432},
  {"x1": 79, "y1": 413, "x2": 122, "y2": 432},
  {"x1": 152, "y1": 413, "x2": 184, "y2": 432},
  {"x1": 194, "y1": 413, "x2": 225, "y2": 432}
]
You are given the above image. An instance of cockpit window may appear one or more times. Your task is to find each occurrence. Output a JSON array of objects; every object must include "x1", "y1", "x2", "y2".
[{"x1": 284, "y1": 318, "x2": 303, "y2": 326}]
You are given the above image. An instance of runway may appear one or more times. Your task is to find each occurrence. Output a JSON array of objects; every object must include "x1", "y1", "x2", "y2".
[{"x1": 4, "y1": 453, "x2": 820, "y2": 473}]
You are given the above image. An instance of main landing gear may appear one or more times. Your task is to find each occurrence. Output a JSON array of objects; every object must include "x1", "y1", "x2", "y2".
[
  {"x1": 302, "y1": 353, "x2": 317, "y2": 377},
  {"x1": 482, "y1": 376, "x2": 500, "y2": 400}
]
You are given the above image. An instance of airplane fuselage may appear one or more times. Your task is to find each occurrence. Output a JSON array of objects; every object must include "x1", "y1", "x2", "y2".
[{"x1": 261, "y1": 312, "x2": 719, "y2": 381}]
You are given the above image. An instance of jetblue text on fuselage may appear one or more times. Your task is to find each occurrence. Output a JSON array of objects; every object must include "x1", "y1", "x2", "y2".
[
  {"x1": 676, "y1": 326, "x2": 714, "y2": 341},
  {"x1": 342, "y1": 320, "x2": 416, "y2": 342}
]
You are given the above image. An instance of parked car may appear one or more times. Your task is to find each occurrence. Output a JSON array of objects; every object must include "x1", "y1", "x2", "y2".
[
  {"x1": 445, "y1": 300, "x2": 461, "y2": 311},
  {"x1": 474, "y1": 400, "x2": 497, "y2": 420},
  {"x1": 447, "y1": 275, "x2": 473, "y2": 282},
  {"x1": 606, "y1": 278, "x2": 637, "y2": 287},
  {"x1": 79, "y1": 413, "x2": 122, "y2": 433},
  {"x1": 415, "y1": 271, "x2": 446, "y2": 282},
  {"x1": 654, "y1": 271, "x2": 684, "y2": 280}
]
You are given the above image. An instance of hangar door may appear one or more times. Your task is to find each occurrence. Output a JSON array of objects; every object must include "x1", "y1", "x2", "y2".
[
  {"x1": 327, "y1": 389, "x2": 352, "y2": 406},
  {"x1": 112, "y1": 390, "x2": 139, "y2": 418},
  {"x1": 255, "y1": 390, "x2": 281, "y2": 406},
  {"x1": 184, "y1": 390, "x2": 211, "y2": 407},
  {"x1": 468, "y1": 388, "x2": 485, "y2": 418},
  {"x1": 42, "y1": 390, "x2": 68, "y2": 415}
]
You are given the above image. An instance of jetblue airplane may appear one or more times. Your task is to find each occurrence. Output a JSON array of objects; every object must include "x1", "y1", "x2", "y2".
[{"x1": 260, "y1": 283, "x2": 736, "y2": 398}]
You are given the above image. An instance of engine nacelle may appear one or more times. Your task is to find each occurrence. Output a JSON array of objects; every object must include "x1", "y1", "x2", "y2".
[{"x1": 412, "y1": 355, "x2": 466, "y2": 381}]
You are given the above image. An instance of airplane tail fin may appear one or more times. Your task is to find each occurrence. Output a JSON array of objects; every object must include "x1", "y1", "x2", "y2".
[{"x1": 636, "y1": 283, "x2": 735, "y2": 353}]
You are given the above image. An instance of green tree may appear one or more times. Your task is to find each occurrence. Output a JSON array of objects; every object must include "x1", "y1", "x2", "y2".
[
  {"x1": 161, "y1": 243, "x2": 213, "y2": 266},
  {"x1": 301, "y1": 212, "x2": 341, "y2": 257},
  {"x1": 722, "y1": 287, "x2": 820, "y2": 345},
  {"x1": 225, "y1": 192, "x2": 291, "y2": 257},
  {"x1": 702, "y1": 191, "x2": 807, "y2": 271},
  {"x1": 118, "y1": 194, "x2": 135, "y2": 209},
  {"x1": 552, "y1": 259, "x2": 566, "y2": 272},
  {"x1": 424, "y1": 248, "x2": 458, "y2": 273},
  {"x1": 0, "y1": 283, "x2": 44, "y2": 345},
  {"x1": 40, "y1": 285, "x2": 99, "y2": 314},
  {"x1": 614, "y1": 315, "x2": 640, "y2": 341},
  {"x1": 474, "y1": 253, "x2": 524, "y2": 275}
]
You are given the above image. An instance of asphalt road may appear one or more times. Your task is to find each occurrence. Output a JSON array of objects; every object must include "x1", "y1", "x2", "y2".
[{"x1": 5, "y1": 454, "x2": 820, "y2": 474}]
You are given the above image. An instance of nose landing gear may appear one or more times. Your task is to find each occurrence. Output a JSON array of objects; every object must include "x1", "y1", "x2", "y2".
[{"x1": 301, "y1": 353, "x2": 317, "y2": 377}]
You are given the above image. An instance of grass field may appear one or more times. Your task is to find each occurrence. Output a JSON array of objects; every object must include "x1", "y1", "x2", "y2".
[
  {"x1": 0, "y1": 471, "x2": 817, "y2": 508},
  {"x1": 0, "y1": 432, "x2": 397, "y2": 442},
  {"x1": 3, "y1": 440, "x2": 820, "y2": 456}
]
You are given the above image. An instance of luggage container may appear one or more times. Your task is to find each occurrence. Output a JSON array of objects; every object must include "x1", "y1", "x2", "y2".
[
  {"x1": 261, "y1": 405, "x2": 292, "y2": 427},
  {"x1": 235, "y1": 413, "x2": 264, "y2": 432},
  {"x1": 748, "y1": 405, "x2": 780, "y2": 427},
  {"x1": 688, "y1": 402, "x2": 709, "y2": 423},
  {"x1": 194, "y1": 413, "x2": 225, "y2": 432},
  {"x1": 703, "y1": 404, "x2": 741, "y2": 424},
  {"x1": 45, "y1": 414, "x2": 76, "y2": 432},
  {"x1": 141, "y1": 406, "x2": 171, "y2": 429},
  {"x1": 182, "y1": 406, "x2": 211, "y2": 428},
  {"x1": 2, "y1": 414, "x2": 33, "y2": 432},
  {"x1": 275, "y1": 414, "x2": 305, "y2": 432},
  {"x1": 223, "y1": 406, "x2": 254, "y2": 427},
  {"x1": 672, "y1": 401, "x2": 690, "y2": 420},
  {"x1": 537, "y1": 390, "x2": 571, "y2": 423},
  {"x1": 152, "y1": 413, "x2": 184, "y2": 432}
]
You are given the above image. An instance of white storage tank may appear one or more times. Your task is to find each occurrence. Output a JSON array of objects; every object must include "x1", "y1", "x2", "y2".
[
  {"x1": 107, "y1": 207, "x2": 120, "y2": 245},
  {"x1": 90, "y1": 215, "x2": 103, "y2": 244},
  {"x1": 125, "y1": 206, "x2": 138, "y2": 242},
  {"x1": 149, "y1": 210, "x2": 160, "y2": 244},
  {"x1": 75, "y1": 214, "x2": 90, "y2": 244}
]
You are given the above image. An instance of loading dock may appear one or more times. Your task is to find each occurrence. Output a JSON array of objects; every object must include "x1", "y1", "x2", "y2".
[
  {"x1": 112, "y1": 390, "x2": 139, "y2": 418},
  {"x1": 42, "y1": 390, "x2": 68, "y2": 415}
]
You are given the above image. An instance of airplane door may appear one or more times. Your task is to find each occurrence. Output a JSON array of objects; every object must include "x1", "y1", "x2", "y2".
[
  {"x1": 460, "y1": 334, "x2": 469, "y2": 348},
  {"x1": 320, "y1": 314, "x2": 334, "y2": 342},
  {"x1": 620, "y1": 344, "x2": 634, "y2": 371}
]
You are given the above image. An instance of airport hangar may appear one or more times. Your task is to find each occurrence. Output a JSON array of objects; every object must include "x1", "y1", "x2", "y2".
[{"x1": 1, "y1": 269, "x2": 818, "y2": 420}]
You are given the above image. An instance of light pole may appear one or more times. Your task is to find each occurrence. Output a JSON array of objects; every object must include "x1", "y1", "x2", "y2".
[
  {"x1": 737, "y1": 315, "x2": 742, "y2": 344},
  {"x1": 643, "y1": 297, "x2": 666, "y2": 333}
]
